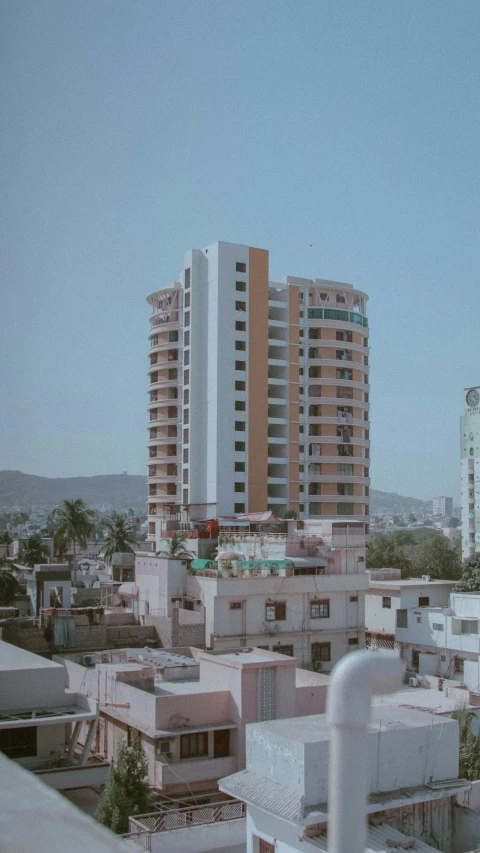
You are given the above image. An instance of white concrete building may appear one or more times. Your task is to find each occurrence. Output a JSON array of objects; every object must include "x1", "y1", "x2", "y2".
[
  {"x1": 147, "y1": 240, "x2": 370, "y2": 545},
  {"x1": 219, "y1": 705, "x2": 467, "y2": 853},
  {"x1": 461, "y1": 386, "x2": 480, "y2": 558},
  {"x1": 432, "y1": 496, "x2": 453, "y2": 518},
  {"x1": 365, "y1": 575, "x2": 455, "y2": 649},
  {"x1": 62, "y1": 645, "x2": 328, "y2": 795},
  {"x1": 0, "y1": 640, "x2": 107, "y2": 790},
  {"x1": 396, "y1": 591, "x2": 480, "y2": 689}
]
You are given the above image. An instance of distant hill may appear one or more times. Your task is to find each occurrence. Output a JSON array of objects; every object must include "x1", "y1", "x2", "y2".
[
  {"x1": 0, "y1": 470, "x2": 433, "y2": 518},
  {"x1": 0, "y1": 470, "x2": 147, "y2": 512},
  {"x1": 370, "y1": 489, "x2": 432, "y2": 516}
]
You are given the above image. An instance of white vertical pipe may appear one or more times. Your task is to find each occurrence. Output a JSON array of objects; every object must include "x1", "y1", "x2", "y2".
[{"x1": 327, "y1": 651, "x2": 405, "y2": 853}]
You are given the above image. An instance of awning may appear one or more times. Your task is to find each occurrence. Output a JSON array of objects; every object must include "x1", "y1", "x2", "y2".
[
  {"x1": 190, "y1": 559, "x2": 215, "y2": 570},
  {"x1": 236, "y1": 511, "x2": 279, "y2": 523},
  {"x1": 236, "y1": 559, "x2": 294, "y2": 571},
  {"x1": 290, "y1": 557, "x2": 328, "y2": 568},
  {"x1": 118, "y1": 583, "x2": 138, "y2": 597}
]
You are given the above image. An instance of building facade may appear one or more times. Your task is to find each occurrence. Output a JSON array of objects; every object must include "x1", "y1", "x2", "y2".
[
  {"x1": 147, "y1": 240, "x2": 370, "y2": 546},
  {"x1": 432, "y1": 496, "x2": 453, "y2": 518},
  {"x1": 461, "y1": 386, "x2": 480, "y2": 558}
]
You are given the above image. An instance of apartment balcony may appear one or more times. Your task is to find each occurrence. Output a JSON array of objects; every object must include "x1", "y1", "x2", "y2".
[
  {"x1": 148, "y1": 436, "x2": 177, "y2": 446},
  {"x1": 268, "y1": 417, "x2": 288, "y2": 425},
  {"x1": 308, "y1": 436, "x2": 370, "y2": 448},
  {"x1": 308, "y1": 474, "x2": 369, "y2": 484},
  {"x1": 268, "y1": 337, "x2": 288, "y2": 347},
  {"x1": 128, "y1": 797, "x2": 245, "y2": 841},
  {"x1": 267, "y1": 477, "x2": 288, "y2": 485},
  {"x1": 308, "y1": 416, "x2": 367, "y2": 428},
  {"x1": 33, "y1": 756, "x2": 110, "y2": 791},
  {"x1": 149, "y1": 379, "x2": 179, "y2": 394},
  {"x1": 267, "y1": 436, "x2": 288, "y2": 444}
]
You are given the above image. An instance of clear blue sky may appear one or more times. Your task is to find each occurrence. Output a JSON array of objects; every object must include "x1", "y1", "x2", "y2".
[{"x1": 1, "y1": 1, "x2": 479, "y2": 502}]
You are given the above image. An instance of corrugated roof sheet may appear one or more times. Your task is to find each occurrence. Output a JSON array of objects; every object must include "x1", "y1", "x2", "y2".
[
  {"x1": 306, "y1": 823, "x2": 443, "y2": 853},
  {"x1": 219, "y1": 769, "x2": 303, "y2": 822}
]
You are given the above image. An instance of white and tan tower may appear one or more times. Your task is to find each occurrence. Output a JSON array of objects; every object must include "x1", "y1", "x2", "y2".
[
  {"x1": 461, "y1": 386, "x2": 480, "y2": 559},
  {"x1": 146, "y1": 241, "x2": 370, "y2": 546}
]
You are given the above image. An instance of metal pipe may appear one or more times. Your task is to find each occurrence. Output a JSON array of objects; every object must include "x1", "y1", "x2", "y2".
[{"x1": 327, "y1": 651, "x2": 405, "y2": 853}]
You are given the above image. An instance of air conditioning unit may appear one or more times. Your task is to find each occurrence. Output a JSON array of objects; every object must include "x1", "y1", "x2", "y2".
[
  {"x1": 422, "y1": 575, "x2": 430, "y2": 582},
  {"x1": 409, "y1": 677, "x2": 418, "y2": 687},
  {"x1": 83, "y1": 654, "x2": 96, "y2": 666},
  {"x1": 157, "y1": 738, "x2": 173, "y2": 757}
]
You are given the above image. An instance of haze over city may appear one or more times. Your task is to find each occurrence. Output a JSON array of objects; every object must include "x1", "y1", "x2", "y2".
[{"x1": 2, "y1": 1, "x2": 480, "y2": 502}]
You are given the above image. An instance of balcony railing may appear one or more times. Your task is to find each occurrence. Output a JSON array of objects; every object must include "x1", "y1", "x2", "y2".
[{"x1": 128, "y1": 799, "x2": 245, "y2": 835}]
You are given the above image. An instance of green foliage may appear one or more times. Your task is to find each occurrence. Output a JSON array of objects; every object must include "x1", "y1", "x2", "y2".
[
  {"x1": 0, "y1": 566, "x2": 20, "y2": 605},
  {"x1": 451, "y1": 708, "x2": 480, "y2": 781},
  {"x1": 156, "y1": 533, "x2": 195, "y2": 560},
  {"x1": 456, "y1": 554, "x2": 480, "y2": 592},
  {"x1": 366, "y1": 534, "x2": 412, "y2": 574},
  {"x1": 409, "y1": 531, "x2": 462, "y2": 580},
  {"x1": 448, "y1": 517, "x2": 460, "y2": 528},
  {"x1": 100, "y1": 512, "x2": 137, "y2": 562},
  {"x1": 284, "y1": 511, "x2": 298, "y2": 519},
  {"x1": 53, "y1": 499, "x2": 96, "y2": 576},
  {"x1": 95, "y1": 730, "x2": 152, "y2": 834},
  {"x1": 19, "y1": 534, "x2": 49, "y2": 568}
]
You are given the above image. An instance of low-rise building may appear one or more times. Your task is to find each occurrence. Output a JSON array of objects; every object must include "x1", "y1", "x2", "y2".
[
  {"x1": 365, "y1": 574, "x2": 455, "y2": 650},
  {"x1": 61, "y1": 644, "x2": 329, "y2": 795},
  {"x1": 0, "y1": 640, "x2": 108, "y2": 791},
  {"x1": 396, "y1": 591, "x2": 480, "y2": 689},
  {"x1": 219, "y1": 705, "x2": 469, "y2": 853}
]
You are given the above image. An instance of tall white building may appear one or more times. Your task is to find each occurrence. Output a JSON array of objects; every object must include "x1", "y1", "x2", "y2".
[
  {"x1": 432, "y1": 496, "x2": 453, "y2": 517},
  {"x1": 460, "y1": 386, "x2": 480, "y2": 558},
  {"x1": 147, "y1": 241, "x2": 370, "y2": 547}
]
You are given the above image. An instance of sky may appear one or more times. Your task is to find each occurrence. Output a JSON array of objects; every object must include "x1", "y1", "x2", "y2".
[{"x1": 1, "y1": 1, "x2": 479, "y2": 502}]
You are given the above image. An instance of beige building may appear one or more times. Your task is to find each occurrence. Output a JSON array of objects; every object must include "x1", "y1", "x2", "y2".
[{"x1": 147, "y1": 240, "x2": 370, "y2": 546}]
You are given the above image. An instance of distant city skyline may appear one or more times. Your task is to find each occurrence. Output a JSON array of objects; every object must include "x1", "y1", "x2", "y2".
[{"x1": 2, "y1": 2, "x2": 479, "y2": 503}]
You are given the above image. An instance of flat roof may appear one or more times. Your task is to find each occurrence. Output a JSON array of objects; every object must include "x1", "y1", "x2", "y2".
[
  {"x1": 95, "y1": 648, "x2": 197, "y2": 669},
  {"x1": 198, "y1": 647, "x2": 297, "y2": 668},
  {"x1": 0, "y1": 640, "x2": 62, "y2": 672},
  {"x1": 369, "y1": 579, "x2": 456, "y2": 589}
]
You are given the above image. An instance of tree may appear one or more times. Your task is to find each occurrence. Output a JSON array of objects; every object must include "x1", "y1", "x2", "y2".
[
  {"x1": 451, "y1": 708, "x2": 480, "y2": 781},
  {"x1": 366, "y1": 534, "x2": 412, "y2": 574},
  {"x1": 391, "y1": 530, "x2": 415, "y2": 548},
  {"x1": 408, "y1": 513, "x2": 417, "y2": 524},
  {"x1": 456, "y1": 554, "x2": 480, "y2": 592},
  {"x1": 19, "y1": 534, "x2": 49, "y2": 568},
  {"x1": 95, "y1": 729, "x2": 152, "y2": 833},
  {"x1": 53, "y1": 499, "x2": 96, "y2": 581},
  {"x1": 156, "y1": 533, "x2": 195, "y2": 560},
  {"x1": 0, "y1": 561, "x2": 19, "y2": 605},
  {"x1": 448, "y1": 517, "x2": 460, "y2": 528},
  {"x1": 0, "y1": 531, "x2": 13, "y2": 556},
  {"x1": 101, "y1": 512, "x2": 137, "y2": 562},
  {"x1": 410, "y1": 531, "x2": 461, "y2": 580}
]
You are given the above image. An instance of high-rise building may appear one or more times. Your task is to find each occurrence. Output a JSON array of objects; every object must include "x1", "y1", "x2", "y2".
[
  {"x1": 146, "y1": 241, "x2": 370, "y2": 545},
  {"x1": 432, "y1": 496, "x2": 453, "y2": 518},
  {"x1": 461, "y1": 386, "x2": 480, "y2": 558}
]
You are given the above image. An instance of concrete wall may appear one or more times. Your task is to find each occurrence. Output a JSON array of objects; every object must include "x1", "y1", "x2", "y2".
[
  {"x1": 0, "y1": 659, "x2": 66, "y2": 709},
  {"x1": 135, "y1": 556, "x2": 186, "y2": 617}
]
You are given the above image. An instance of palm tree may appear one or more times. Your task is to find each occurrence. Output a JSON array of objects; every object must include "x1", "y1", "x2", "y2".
[
  {"x1": 0, "y1": 560, "x2": 20, "y2": 606},
  {"x1": 156, "y1": 533, "x2": 195, "y2": 560},
  {"x1": 53, "y1": 499, "x2": 96, "y2": 582},
  {"x1": 101, "y1": 512, "x2": 138, "y2": 563},
  {"x1": 0, "y1": 531, "x2": 13, "y2": 557},
  {"x1": 19, "y1": 534, "x2": 49, "y2": 568}
]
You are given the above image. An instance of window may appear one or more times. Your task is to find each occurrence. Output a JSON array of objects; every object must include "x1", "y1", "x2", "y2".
[
  {"x1": 235, "y1": 441, "x2": 245, "y2": 451},
  {"x1": 184, "y1": 369, "x2": 189, "y2": 385},
  {"x1": 184, "y1": 267, "x2": 191, "y2": 288},
  {"x1": 336, "y1": 368, "x2": 353, "y2": 380},
  {"x1": 461, "y1": 620, "x2": 478, "y2": 634},
  {"x1": 184, "y1": 292, "x2": 190, "y2": 308},
  {"x1": 235, "y1": 421, "x2": 245, "y2": 431},
  {"x1": 236, "y1": 340, "x2": 246, "y2": 351},
  {"x1": 149, "y1": 466, "x2": 156, "y2": 477},
  {"x1": 183, "y1": 448, "x2": 188, "y2": 463},
  {"x1": 265, "y1": 601, "x2": 286, "y2": 621},
  {"x1": 382, "y1": 597, "x2": 391, "y2": 609},
  {"x1": 168, "y1": 330, "x2": 178, "y2": 342},
  {"x1": 337, "y1": 386, "x2": 353, "y2": 399},
  {"x1": 0, "y1": 726, "x2": 37, "y2": 759},
  {"x1": 236, "y1": 301, "x2": 246, "y2": 311},
  {"x1": 418, "y1": 596, "x2": 430, "y2": 607},
  {"x1": 337, "y1": 483, "x2": 354, "y2": 495},
  {"x1": 180, "y1": 732, "x2": 208, "y2": 759},
  {"x1": 397, "y1": 609, "x2": 408, "y2": 628},
  {"x1": 235, "y1": 462, "x2": 245, "y2": 472},
  {"x1": 337, "y1": 463, "x2": 353, "y2": 476},
  {"x1": 184, "y1": 349, "x2": 190, "y2": 366},
  {"x1": 338, "y1": 503, "x2": 354, "y2": 515},
  {"x1": 277, "y1": 645, "x2": 294, "y2": 656},
  {"x1": 236, "y1": 261, "x2": 247, "y2": 272},
  {"x1": 350, "y1": 595, "x2": 358, "y2": 603},
  {"x1": 236, "y1": 320, "x2": 246, "y2": 331},
  {"x1": 235, "y1": 401, "x2": 246, "y2": 411},
  {"x1": 432, "y1": 623, "x2": 444, "y2": 631},
  {"x1": 236, "y1": 281, "x2": 246, "y2": 292},
  {"x1": 259, "y1": 667, "x2": 277, "y2": 721},
  {"x1": 183, "y1": 428, "x2": 189, "y2": 443},
  {"x1": 311, "y1": 642, "x2": 331, "y2": 665},
  {"x1": 183, "y1": 469, "x2": 188, "y2": 484},
  {"x1": 234, "y1": 502, "x2": 245, "y2": 513},
  {"x1": 336, "y1": 294, "x2": 346, "y2": 303},
  {"x1": 235, "y1": 380, "x2": 246, "y2": 391},
  {"x1": 310, "y1": 599, "x2": 330, "y2": 618},
  {"x1": 184, "y1": 330, "x2": 190, "y2": 346},
  {"x1": 411, "y1": 650, "x2": 419, "y2": 672},
  {"x1": 455, "y1": 657, "x2": 465, "y2": 673},
  {"x1": 348, "y1": 638, "x2": 359, "y2": 646},
  {"x1": 235, "y1": 361, "x2": 246, "y2": 371},
  {"x1": 336, "y1": 330, "x2": 352, "y2": 342},
  {"x1": 184, "y1": 389, "x2": 189, "y2": 405},
  {"x1": 184, "y1": 311, "x2": 190, "y2": 326},
  {"x1": 230, "y1": 601, "x2": 243, "y2": 610},
  {"x1": 235, "y1": 482, "x2": 245, "y2": 492}
]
